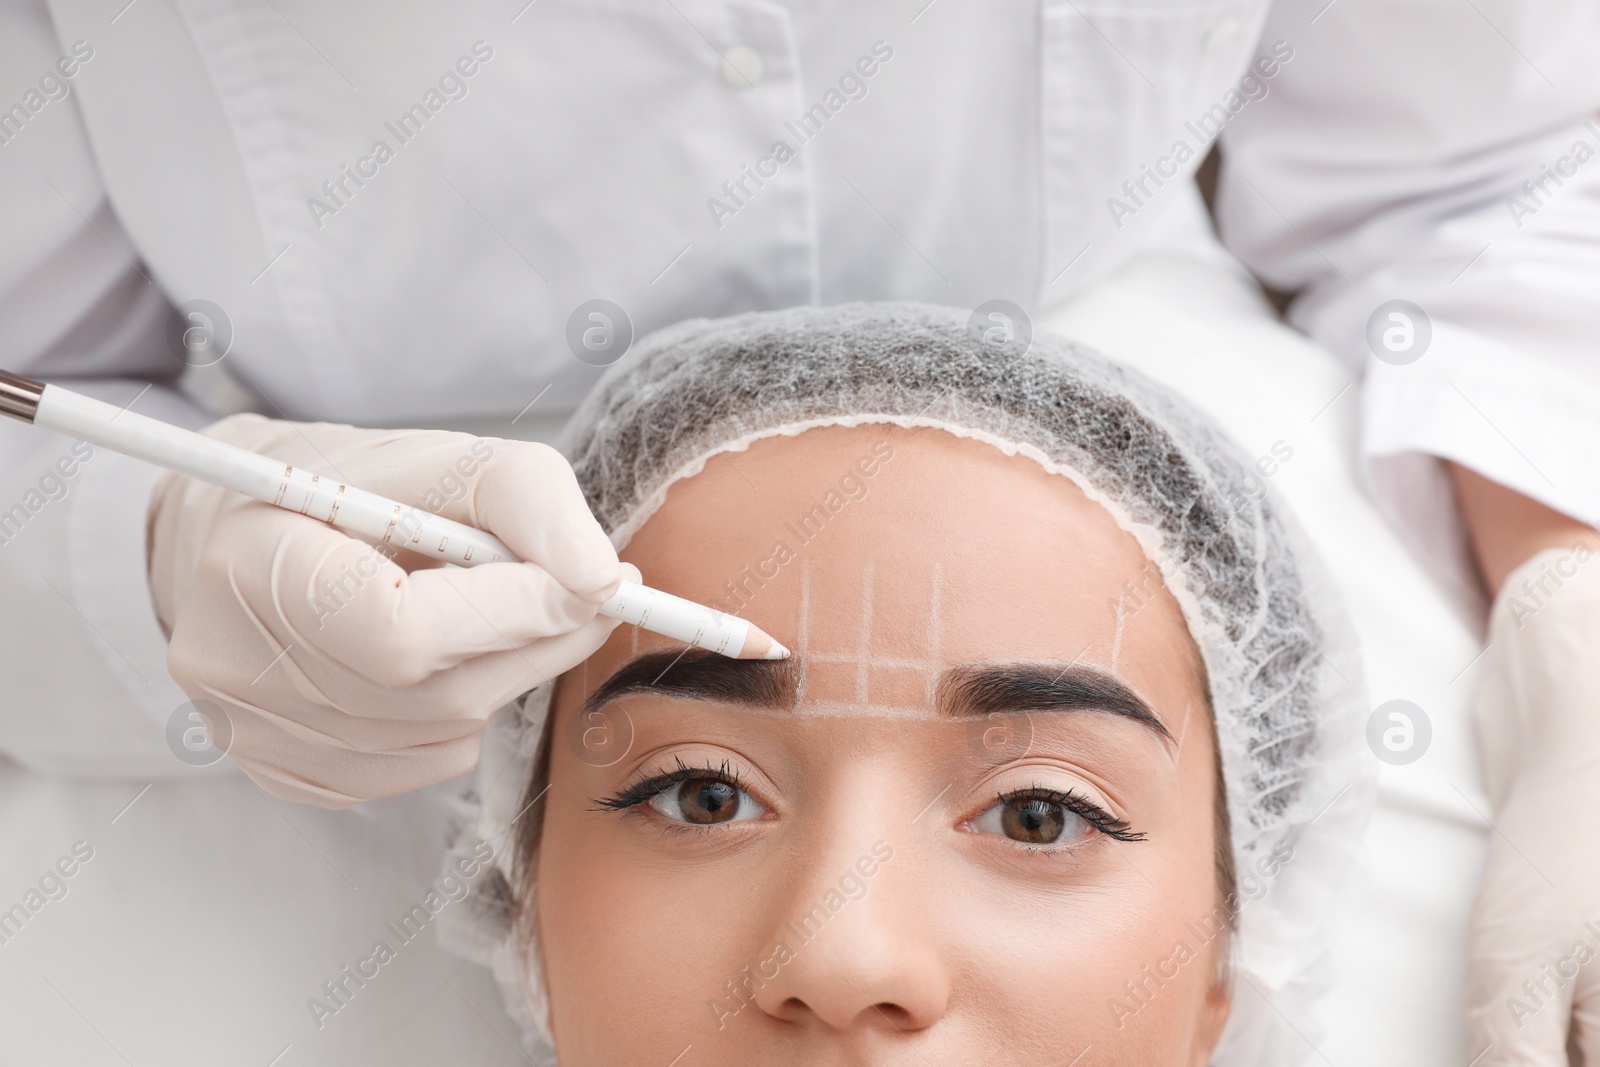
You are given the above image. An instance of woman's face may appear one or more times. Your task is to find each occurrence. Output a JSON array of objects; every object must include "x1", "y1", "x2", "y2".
[{"x1": 536, "y1": 424, "x2": 1230, "y2": 1066}]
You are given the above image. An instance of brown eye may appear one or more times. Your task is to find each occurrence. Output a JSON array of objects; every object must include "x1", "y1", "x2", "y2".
[
  {"x1": 643, "y1": 773, "x2": 765, "y2": 825},
  {"x1": 1001, "y1": 796, "x2": 1068, "y2": 843},
  {"x1": 971, "y1": 791, "x2": 1095, "y2": 847},
  {"x1": 678, "y1": 778, "x2": 739, "y2": 824}
]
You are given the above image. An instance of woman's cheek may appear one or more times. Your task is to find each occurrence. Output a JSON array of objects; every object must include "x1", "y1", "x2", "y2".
[
  {"x1": 540, "y1": 808, "x2": 768, "y2": 1051},
  {"x1": 943, "y1": 866, "x2": 1223, "y2": 1060}
]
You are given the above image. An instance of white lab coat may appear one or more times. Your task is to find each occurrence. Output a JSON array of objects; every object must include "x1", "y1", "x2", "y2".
[{"x1": 2, "y1": 0, "x2": 1598, "y2": 775}]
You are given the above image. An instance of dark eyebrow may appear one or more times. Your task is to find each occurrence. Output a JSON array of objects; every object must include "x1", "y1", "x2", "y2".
[
  {"x1": 936, "y1": 662, "x2": 1174, "y2": 743},
  {"x1": 580, "y1": 648, "x2": 798, "y2": 717},
  {"x1": 581, "y1": 651, "x2": 1171, "y2": 744}
]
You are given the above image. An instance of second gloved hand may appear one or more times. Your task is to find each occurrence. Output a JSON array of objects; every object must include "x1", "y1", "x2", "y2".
[
  {"x1": 148, "y1": 413, "x2": 627, "y2": 807},
  {"x1": 1467, "y1": 544, "x2": 1600, "y2": 1065}
]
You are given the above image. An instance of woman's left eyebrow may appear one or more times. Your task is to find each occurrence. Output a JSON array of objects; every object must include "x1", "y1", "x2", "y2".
[{"x1": 935, "y1": 662, "x2": 1175, "y2": 746}]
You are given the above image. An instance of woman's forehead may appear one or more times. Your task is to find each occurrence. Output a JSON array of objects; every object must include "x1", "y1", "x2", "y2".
[{"x1": 579, "y1": 424, "x2": 1206, "y2": 716}]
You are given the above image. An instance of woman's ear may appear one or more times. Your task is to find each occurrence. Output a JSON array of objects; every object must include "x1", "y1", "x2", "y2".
[{"x1": 1190, "y1": 970, "x2": 1232, "y2": 1066}]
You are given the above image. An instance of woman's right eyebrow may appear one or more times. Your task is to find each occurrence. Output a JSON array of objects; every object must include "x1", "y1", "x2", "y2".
[{"x1": 936, "y1": 662, "x2": 1175, "y2": 745}]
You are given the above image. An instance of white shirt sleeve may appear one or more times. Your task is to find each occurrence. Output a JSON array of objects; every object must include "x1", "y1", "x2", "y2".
[
  {"x1": 0, "y1": 1, "x2": 229, "y2": 778},
  {"x1": 1217, "y1": 0, "x2": 1600, "y2": 589}
]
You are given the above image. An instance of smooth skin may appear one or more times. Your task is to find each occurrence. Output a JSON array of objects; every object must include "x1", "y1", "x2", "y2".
[
  {"x1": 1451, "y1": 463, "x2": 1600, "y2": 596},
  {"x1": 534, "y1": 424, "x2": 1232, "y2": 1066}
]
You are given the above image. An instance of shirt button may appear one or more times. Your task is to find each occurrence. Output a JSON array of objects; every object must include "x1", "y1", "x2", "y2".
[
  {"x1": 1205, "y1": 17, "x2": 1240, "y2": 50},
  {"x1": 721, "y1": 44, "x2": 765, "y2": 87}
]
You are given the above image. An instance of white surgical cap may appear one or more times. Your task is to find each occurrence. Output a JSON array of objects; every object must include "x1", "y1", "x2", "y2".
[{"x1": 440, "y1": 302, "x2": 1375, "y2": 1065}]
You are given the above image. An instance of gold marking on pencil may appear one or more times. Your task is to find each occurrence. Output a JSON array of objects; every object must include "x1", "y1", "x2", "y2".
[{"x1": 273, "y1": 465, "x2": 293, "y2": 508}]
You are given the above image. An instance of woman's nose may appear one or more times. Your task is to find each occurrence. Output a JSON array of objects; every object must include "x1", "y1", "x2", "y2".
[{"x1": 749, "y1": 842, "x2": 951, "y2": 1033}]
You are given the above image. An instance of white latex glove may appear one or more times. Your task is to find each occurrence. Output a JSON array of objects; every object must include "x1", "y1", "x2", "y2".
[
  {"x1": 148, "y1": 413, "x2": 627, "y2": 807},
  {"x1": 1467, "y1": 544, "x2": 1600, "y2": 1065}
]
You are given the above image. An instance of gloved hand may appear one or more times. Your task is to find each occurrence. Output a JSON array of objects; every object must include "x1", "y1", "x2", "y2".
[
  {"x1": 148, "y1": 413, "x2": 627, "y2": 807},
  {"x1": 1467, "y1": 544, "x2": 1600, "y2": 1065}
]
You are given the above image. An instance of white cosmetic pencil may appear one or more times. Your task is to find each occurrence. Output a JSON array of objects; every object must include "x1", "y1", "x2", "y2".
[{"x1": 0, "y1": 371, "x2": 789, "y2": 661}]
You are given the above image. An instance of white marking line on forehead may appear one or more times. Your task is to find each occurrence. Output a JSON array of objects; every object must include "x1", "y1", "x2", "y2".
[
  {"x1": 925, "y1": 561, "x2": 943, "y2": 706},
  {"x1": 1168, "y1": 697, "x2": 1193, "y2": 770},
  {"x1": 790, "y1": 701, "x2": 930, "y2": 719},
  {"x1": 804, "y1": 652, "x2": 941, "y2": 670},
  {"x1": 649, "y1": 700, "x2": 935, "y2": 721},
  {"x1": 1110, "y1": 593, "x2": 1127, "y2": 672},
  {"x1": 855, "y1": 560, "x2": 875, "y2": 703},
  {"x1": 795, "y1": 559, "x2": 813, "y2": 705},
  {"x1": 790, "y1": 561, "x2": 948, "y2": 710}
]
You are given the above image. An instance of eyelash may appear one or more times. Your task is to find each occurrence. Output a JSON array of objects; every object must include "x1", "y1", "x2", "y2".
[
  {"x1": 591, "y1": 756, "x2": 753, "y2": 814},
  {"x1": 593, "y1": 764, "x2": 1144, "y2": 847}
]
